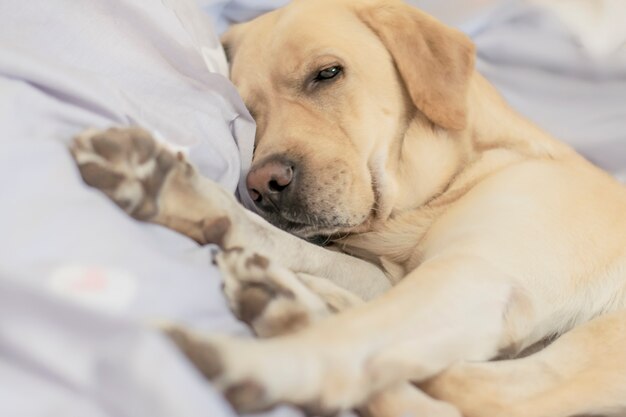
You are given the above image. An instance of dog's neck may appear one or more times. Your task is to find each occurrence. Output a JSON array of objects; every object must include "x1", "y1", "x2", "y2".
[{"x1": 381, "y1": 72, "x2": 574, "y2": 222}]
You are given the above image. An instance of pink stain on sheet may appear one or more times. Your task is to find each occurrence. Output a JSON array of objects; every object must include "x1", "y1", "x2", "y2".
[{"x1": 70, "y1": 269, "x2": 108, "y2": 292}]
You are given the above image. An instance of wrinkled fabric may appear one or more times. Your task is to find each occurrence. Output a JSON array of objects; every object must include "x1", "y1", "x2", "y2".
[
  {"x1": 0, "y1": 0, "x2": 262, "y2": 416},
  {"x1": 466, "y1": 0, "x2": 626, "y2": 182},
  {"x1": 0, "y1": 275, "x2": 235, "y2": 417}
]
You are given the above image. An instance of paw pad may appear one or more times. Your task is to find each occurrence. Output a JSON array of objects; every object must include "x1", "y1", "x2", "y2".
[
  {"x1": 71, "y1": 127, "x2": 182, "y2": 220},
  {"x1": 161, "y1": 325, "x2": 224, "y2": 380},
  {"x1": 202, "y1": 216, "x2": 232, "y2": 247},
  {"x1": 224, "y1": 380, "x2": 267, "y2": 412},
  {"x1": 237, "y1": 283, "x2": 276, "y2": 324}
]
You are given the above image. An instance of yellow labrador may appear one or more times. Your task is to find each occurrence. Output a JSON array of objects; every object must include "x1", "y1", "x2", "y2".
[{"x1": 71, "y1": 0, "x2": 626, "y2": 416}]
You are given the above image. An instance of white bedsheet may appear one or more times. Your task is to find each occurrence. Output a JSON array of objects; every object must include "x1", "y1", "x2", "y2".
[{"x1": 0, "y1": 1, "x2": 294, "y2": 416}]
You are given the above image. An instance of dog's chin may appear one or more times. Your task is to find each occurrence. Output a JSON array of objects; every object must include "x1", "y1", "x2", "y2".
[
  {"x1": 266, "y1": 215, "x2": 344, "y2": 240},
  {"x1": 261, "y1": 210, "x2": 373, "y2": 244}
]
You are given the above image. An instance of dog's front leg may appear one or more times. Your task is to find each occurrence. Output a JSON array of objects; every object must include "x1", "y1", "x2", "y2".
[
  {"x1": 209, "y1": 248, "x2": 460, "y2": 416},
  {"x1": 160, "y1": 254, "x2": 529, "y2": 413},
  {"x1": 70, "y1": 127, "x2": 391, "y2": 299},
  {"x1": 239, "y1": 210, "x2": 391, "y2": 300}
]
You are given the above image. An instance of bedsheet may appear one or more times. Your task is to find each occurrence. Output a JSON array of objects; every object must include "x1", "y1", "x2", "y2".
[
  {"x1": 0, "y1": 0, "x2": 293, "y2": 416},
  {"x1": 1, "y1": 1, "x2": 625, "y2": 417}
]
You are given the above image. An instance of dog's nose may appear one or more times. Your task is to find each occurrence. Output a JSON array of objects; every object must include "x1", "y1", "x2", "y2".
[{"x1": 246, "y1": 158, "x2": 294, "y2": 207}]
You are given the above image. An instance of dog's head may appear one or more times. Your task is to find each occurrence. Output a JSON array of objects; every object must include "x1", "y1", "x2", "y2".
[{"x1": 223, "y1": 0, "x2": 475, "y2": 239}]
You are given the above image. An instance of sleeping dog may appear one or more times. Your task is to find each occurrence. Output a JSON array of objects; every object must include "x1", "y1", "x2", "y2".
[{"x1": 71, "y1": 0, "x2": 626, "y2": 416}]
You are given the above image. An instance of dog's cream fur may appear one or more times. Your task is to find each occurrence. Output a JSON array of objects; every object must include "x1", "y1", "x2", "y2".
[{"x1": 71, "y1": 0, "x2": 626, "y2": 416}]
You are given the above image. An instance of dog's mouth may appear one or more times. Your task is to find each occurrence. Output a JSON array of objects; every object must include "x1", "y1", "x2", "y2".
[
  {"x1": 251, "y1": 163, "x2": 381, "y2": 242},
  {"x1": 264, "y1": 211, "x2": 352, "y2": 239},
  {"x1": 261, "y1": 205, "x2": 375, "y2": 244}
]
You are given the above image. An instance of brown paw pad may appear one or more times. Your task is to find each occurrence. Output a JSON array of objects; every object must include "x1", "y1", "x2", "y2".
[
  {"x1": 91, "y1": 127, "x2": 156, "y2": 163},
  {"x1": 237, "y1": 283, "x2": 276, "y2": 324},
  {"x1": 128, "y1": 128, "x2": 157, "y2": 163},
  {"x1": 90, "y1": 133, "x2": 124, "y2": 161},
  {"x1": 202, "y1": 216, "x2": 232, "y2": 247},
  {"x1": 162, "y1": 326, "x2": 224, "y2": 380},
  {"x1": 78, "y1": 162, "x2": 125, "y2": 190},
  {"x1": 131, "y1": 149, "x2": 177, "y2": 220},
  {"x1": 224, "y1": 380, "x2": 268, "y2": 413}
]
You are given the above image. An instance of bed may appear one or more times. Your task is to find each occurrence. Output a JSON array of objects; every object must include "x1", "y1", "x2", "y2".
[{"x1": 1, "y1": 1, "x2": 624, "y2": 416}]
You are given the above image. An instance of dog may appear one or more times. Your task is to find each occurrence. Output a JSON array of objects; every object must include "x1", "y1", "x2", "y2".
[{"x1": 70, "y1": 0, "x2": 626, "y2": 416}]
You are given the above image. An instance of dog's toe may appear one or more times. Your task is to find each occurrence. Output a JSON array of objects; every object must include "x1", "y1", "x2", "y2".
[
  {"x1": 224, "y1": 380, "x2": 270, "y2": 413},
  {"x1": 159, "y1": 323, "x2": 225, "y2": 380},
  {"x1": 236, "y1": 282, "x2": 276, "y2": 324},
  {"x1": 70, "y1": 126, "x2": 187, "y2": 220},
  {"x1": 215, "y1": 249, "x2": 328, "y2": 337}
]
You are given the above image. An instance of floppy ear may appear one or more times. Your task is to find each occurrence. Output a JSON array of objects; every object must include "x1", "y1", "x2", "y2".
[
  {"x1": 220, "y1": 23, "x2": 247, "y2": 64},
  {"x1": 220, "y1": 31, "x2": 236, "y2": 64},
  {"x1": 358, "y1": 2, "x2": 475, "y2": 131}
]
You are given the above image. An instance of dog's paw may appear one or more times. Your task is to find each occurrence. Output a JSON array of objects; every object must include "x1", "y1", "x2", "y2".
[
  {"x1": 158, "y1": 325, "x2": 275, "y2": 413},
  {"x1": 216, "y1": 248, "x2": 332, "y2": 337},
  {"x1": 71, "y1": 127, "x2": 246, "y2": 246},
  {"x1": 158, "y1": 323, "x2": 346, "y2": 416},
  {"x1": 71, "y1": 127, "x2": 184, "y2": 220}
]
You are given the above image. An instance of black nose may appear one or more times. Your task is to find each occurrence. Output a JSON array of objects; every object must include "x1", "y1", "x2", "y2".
[{"x1": 246, "y1": 157, "x2": 295, "y2": 210}]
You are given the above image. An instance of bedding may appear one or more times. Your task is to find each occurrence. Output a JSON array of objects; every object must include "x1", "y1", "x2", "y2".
[
  {"x1": 0, "y1": 1, "x2": 625, "y2": 417},
  {"x1": 0, "y1": 0, "x2": 266, "y2": 416}
]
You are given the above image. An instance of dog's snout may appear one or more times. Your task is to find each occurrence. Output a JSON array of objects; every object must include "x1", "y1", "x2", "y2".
[{"x1": 246, "y1": 158, "x2": 295, "y2": 207}]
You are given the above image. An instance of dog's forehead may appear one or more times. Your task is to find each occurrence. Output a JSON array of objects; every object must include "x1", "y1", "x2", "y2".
[{"x1": 229, "y1": 4, "x2": 369, "y2": 86}]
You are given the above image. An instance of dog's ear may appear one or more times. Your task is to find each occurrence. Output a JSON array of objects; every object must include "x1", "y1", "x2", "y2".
[
  {"x1": 357, "y1": 2, "x2": 475, "y2": 131},
  {"x1": 220, "y1": 23, "x2": 247, "y2": 65}
]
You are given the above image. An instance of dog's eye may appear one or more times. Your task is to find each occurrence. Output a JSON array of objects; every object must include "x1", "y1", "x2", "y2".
[{"x1": 315, "y1": 66, "x2": 343, "y2": 81}]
